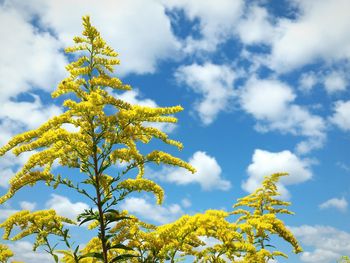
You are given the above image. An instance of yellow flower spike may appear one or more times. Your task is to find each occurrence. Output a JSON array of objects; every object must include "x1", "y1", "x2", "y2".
[
  {"x1": 146, "y1": 150, "x2": 196, "y2": 173},
  {"x1": 118, "y1": 178, "x2": 164, "y2": 204},
  {"x1": 0, "y1": 244, "x2": 14, "y2": 262},
  {"x1": 0, "y1": 210, "x2": 75, "y2": 250}
]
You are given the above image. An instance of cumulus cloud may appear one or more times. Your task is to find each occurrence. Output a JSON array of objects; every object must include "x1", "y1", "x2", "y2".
[
  {"x1": 0, "y1": 95, "x2": 62, "y2": 130},
  {"x1": 8, "y1": 241, "x2": 54, "y2": 263},
  {"x1": 45, "y1": 194, "x2": 89, "y2": 220},
  {"x1": 0, "y1": 208, "x2": 19, "y2": 220},
  {"x1": 236, "y1": 5, "x2": 275, "y2": 45},
  {"x1": 120, "y1": 197, "x2": 184, "y2": 224},
  {"x1": 240, "y1": 77, "x2": 326, "y2": 154},
  {"x1": 163, "y1": 0, "x2": 243, "y2": 53},
  {"x1": 330, "y1": 100, "x2": 350, "y2": 131},
  {"x1": 240, "y1": 77, "x2": 295, "y2": 120},
  {"x1": 19, "y1": 201, "x2": 37, "y2": 211},
  {"x1": 265, "y1": 0, "x2": 350, "y2": 72},
  {"x1": 323, "y1": 71, "x2": 347, "y2": 94},
  {"x1": 0, "y1": 5, "x2": 67, "y2": 102},
  {"x1": 319, "y1": 197, "x2": 348, "y2": 213},
  {"x1": 148, "y1": 151, "x2": 231, "y2": 191},
  {"x1": 299, "y1": 72, "x2": 318, "y2": 93},
  {"x1": 175, "y1": 63, "x2": 236, "y2": 125},
  {"x1": 290, "y1": 225, "x2": 350, "y2": 263},
  {"x1": 0, "y1": 151, "x2": 36, "y2": 188},
  {"x1": 242, "y1": 149, "x2": 313, "y2": 199},
  {"x1": 5, "y1": 0, "x2": 180, "y2": 76},
  {"x1": 181, "y1": 198, "x2": 192, "y2": 208}
]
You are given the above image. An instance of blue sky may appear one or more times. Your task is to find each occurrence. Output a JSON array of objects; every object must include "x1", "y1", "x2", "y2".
[{"x1": 0, "y1": 0, "x2": 350, "y2": 262}]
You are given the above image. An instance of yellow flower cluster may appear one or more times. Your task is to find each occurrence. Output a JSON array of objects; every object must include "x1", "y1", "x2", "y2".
[
  {"x1": 98, "y1": 174, "x2": 114, "y2": 198},
  {"x1": 0, "y1": 244, "x2": 13, "y2": 263},
  {"x1": 118, "y1": 178, "x2": 164, "y2": 204},
  {"x1": 59, "y1": 237, "x2": 103, "y2": 263},
  {"x1": 89, "y1": 75, "x2": 130, "y2": 90},
  {"x1": 0, "y1": 170, "x2": 53, "y2": 204},
  {"x1": 0, "y1": 210, "x2": 75, "y2": 251},
  {"x1": 117, "y1": 105, "x2": 183, "y2": 124},
  {"x1": 146, "y1": 150, "x2": 196, "y2": 173}
]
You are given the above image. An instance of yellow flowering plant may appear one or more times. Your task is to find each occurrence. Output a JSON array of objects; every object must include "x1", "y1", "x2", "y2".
[
  {"x1": 0, "y1": 16, "x2": 195, "y2": 263},
  {"x1": 232, "y1": 173, "x2": 303, "y2": 262}
]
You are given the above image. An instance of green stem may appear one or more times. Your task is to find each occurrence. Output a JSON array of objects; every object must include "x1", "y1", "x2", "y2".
[
  {"x1": 44, "y1": 236, "x2": 58, "y2": 263},
  {"x1": 92, "y1": 136, "x2": 109, "y2": 263}
]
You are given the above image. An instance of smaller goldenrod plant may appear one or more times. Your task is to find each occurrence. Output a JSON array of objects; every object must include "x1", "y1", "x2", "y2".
[
  {"x1": 232, "y1": 173, "x2": 303, "y2": 262},
  {"x1": 66, "y1": 173, "x2": 301, "y2": 263}
]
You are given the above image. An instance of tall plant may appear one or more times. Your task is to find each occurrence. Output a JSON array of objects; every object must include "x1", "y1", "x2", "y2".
[{"x1": 0, "y1": 16, "x2": 195, "y2": 263}]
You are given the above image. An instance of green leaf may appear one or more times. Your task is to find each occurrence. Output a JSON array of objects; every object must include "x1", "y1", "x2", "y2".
[
  {"x1": 78, "y1": 215, "x2": 98, "y2": 226},
  {"x1": 79, "y1": 252, "x2": 104, "y2": 260},
  {"x1": 108, "y1": 243, "x2": 134, "y2": 251}
]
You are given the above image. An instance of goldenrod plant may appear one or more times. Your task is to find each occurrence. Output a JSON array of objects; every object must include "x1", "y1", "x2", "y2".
[
  {"x1": 0, "y1": 16, "x2": 194, "y2": 263},
  {"x1": 0, "y1": 16, "x2": 302, "y2": 263},
  {"x1": 58, "y1": 175, "x2": 301, "y2": 263},
  {"x1": 232, "y1": 173, "x2": 303, "y2": 262}
]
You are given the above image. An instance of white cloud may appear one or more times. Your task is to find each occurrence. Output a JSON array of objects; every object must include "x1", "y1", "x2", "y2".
[
  {"x1": 0, "y1": 169, "x2": 14, "y2": 189},
  {"x1": 181, "y1": 198, "x2": 191, "y2": 208},
  {"x1": 243, "y1": 149, "x2": 313, "y2": 199},
  {"x1": 0, "y1": 5, "x2": 66, "y2": 102},
  {"x1": 0, "y1": 208, "x2": 19, "y2": 220},
  {"x1": 0, "y1": 95, "x2": 62, "y2": 130},
  {"x1": 299, "y1": 72, "x2": 318, "y2": 93},
  {"x1": 19, "y1": 201, "x2": 37, "y2": 211},
  {"x1": 8, "y1": 241, "x2": 54, "y2": 263},
  {"x1": 45, "y1": 194, "x2": 89, "y2": 221},
  {"x1": 0, "y1": 119, "x2": 24, "y2": 146},
  {"x1": 163, "y1": 0, "x2": 243, "y2": 53},
  {"x1": 6, "y1": 0, "x2": 180, "y2": 76},
  {"x1": 175, "y1": 63, "x2": 235, "y2": 125},
  {"x1": 240, "y1": 77, "x2": 295, "y2": 120},
  {"x1": 117, "y1": 89, "x2": 158, "y2": 108},
  {"x1": 120, "y1": 197, "x2": 183, "y2": 224},
  {"x1": 265, "y1": 0, "x2": 350, "y2": 72},
  {"x1": 236, "y1": 5, "x2": 275, "y2": 45},
  {"x1": 149, "y1": 151, "x2": 231, "y2": 191},
  {"x1": 324, "y1": 71, "x2": 347, "y2": 94},
  {"x1": 319, "y1": 197, "x2": 348, "y2": 212},
  {"x1": 290, "y1": 225, "x2": 350, "y2": 263},
  {"x1": 0, "y1": 151, "x2": 35, "y2": 189},
  {"x1": 330, "y1": 100, "x2": 350, "y2": 131},
  {"x1": 240, "y1": 77, "x2": 326, "y2": 153}
]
